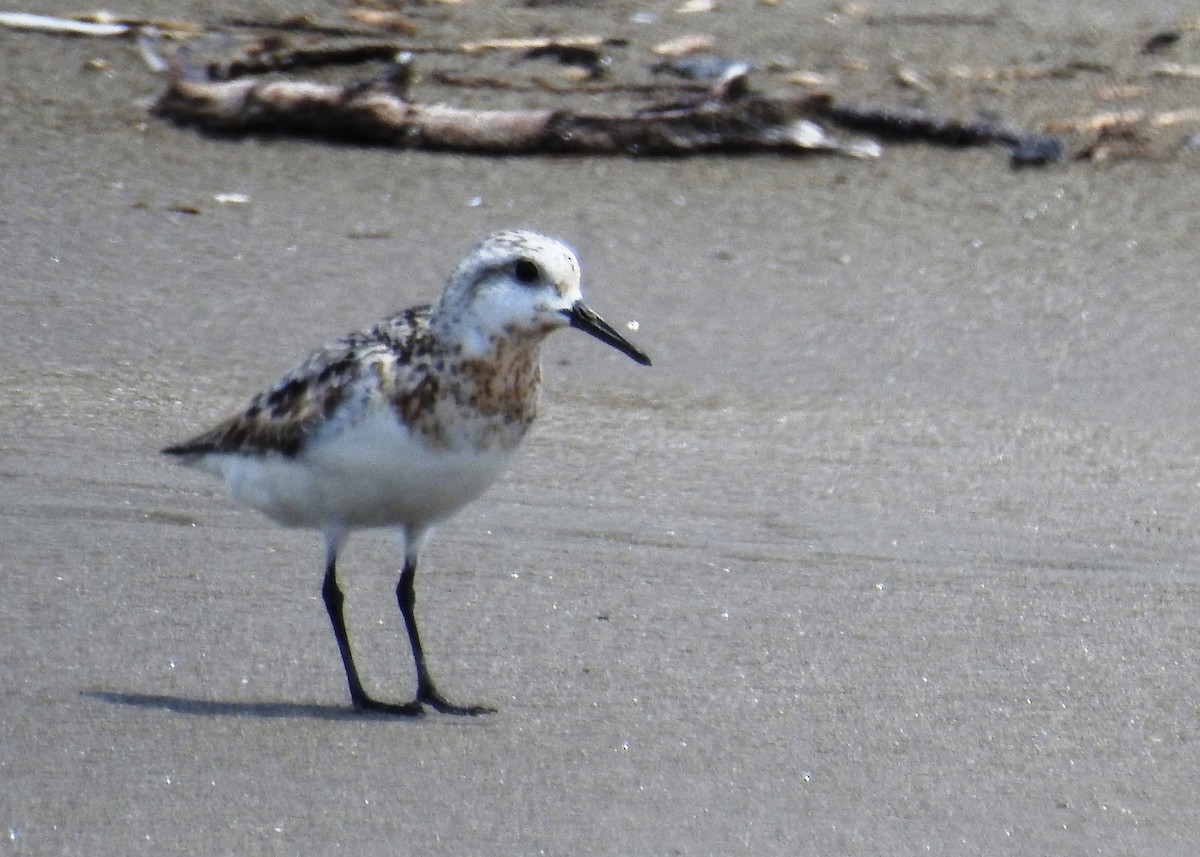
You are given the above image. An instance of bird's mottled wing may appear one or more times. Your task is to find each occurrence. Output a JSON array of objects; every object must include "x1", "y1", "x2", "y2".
[{"x1": 163, "y1": 306, "x2": 435, "y2": 459}]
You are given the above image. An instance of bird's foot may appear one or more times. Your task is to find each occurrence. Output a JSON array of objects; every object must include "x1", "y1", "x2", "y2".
[
  {"x1": 418, "y1": 687, "x2": 495, "y2": 716},
  {"x1": 352, "y1": 695, "x2": 425, "y2": 717}
]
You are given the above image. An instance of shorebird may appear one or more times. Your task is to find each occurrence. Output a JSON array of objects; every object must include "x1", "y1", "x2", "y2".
[{"x1": 164, "y1": 230, "x2": 650, "y2": 715}]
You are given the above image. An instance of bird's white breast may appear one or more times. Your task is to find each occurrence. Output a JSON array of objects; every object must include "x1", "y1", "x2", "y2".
[{"x1": 195, "y1": 406, "x2": 517, "y2": 532}]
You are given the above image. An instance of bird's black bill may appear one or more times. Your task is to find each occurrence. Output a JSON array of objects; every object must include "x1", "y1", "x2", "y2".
[{"x1": 564, "y1": 300, "x2": 651, "y2": 366}]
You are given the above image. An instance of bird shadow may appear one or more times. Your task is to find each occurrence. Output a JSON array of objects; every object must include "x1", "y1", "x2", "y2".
[{"x1": 82, "y1": 689, "x2": 419, "y2": 722}]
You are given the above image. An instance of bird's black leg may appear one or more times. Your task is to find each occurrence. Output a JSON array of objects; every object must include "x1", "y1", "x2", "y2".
[
  {"x1": 322, "y1": 556, "x2": 421, "y2": 716},
  {"x1": 396, "y1": 558, "x2": 495, "y2": 715}
]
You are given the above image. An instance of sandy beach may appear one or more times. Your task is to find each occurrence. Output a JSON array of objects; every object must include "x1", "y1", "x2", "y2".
[{"x1": 4, "y1": 1, "x2": 1200, "y2": 853}]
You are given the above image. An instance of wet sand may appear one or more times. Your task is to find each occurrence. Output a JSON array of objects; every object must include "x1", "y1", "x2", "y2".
[{"x1": 4, "y1": 1, "x2": 1200, "y2": 854}]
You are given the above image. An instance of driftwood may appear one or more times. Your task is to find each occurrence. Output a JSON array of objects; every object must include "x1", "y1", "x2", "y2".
[
  {"x1": 0, "y1": 12, "x2": 1075, "y2": 164},
  {"x1": 151, "y1": 56, "x2": 1068, "y2": 163},
  {"x1": 152, "y1": 62, "x2": 885, "y2": 158}
]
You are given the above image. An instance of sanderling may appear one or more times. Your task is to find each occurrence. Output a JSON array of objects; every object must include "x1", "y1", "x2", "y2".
[{"x1": 164, "y1": 230, "x2": 650, "y2": 715}]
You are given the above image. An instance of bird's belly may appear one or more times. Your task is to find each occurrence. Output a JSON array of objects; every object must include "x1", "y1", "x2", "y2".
[{"x1": 212, "y1": 410, "x2": 519, "y2": 531}]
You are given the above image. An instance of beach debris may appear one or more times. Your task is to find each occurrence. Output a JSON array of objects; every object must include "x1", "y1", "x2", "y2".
[
  {"x1": 0, "y1": 10, "x2": 201, "y2": 37},
  {"x1": 215, "y1": 14, "x2": 378, "y2": 38},
  {"x1": 345, "y1": 9, "x2": 419, "y2": 35},
  {"x1": 938, "y1": 60, "x2": 1110, "y2": 82},
  {"x1": 1045, "y1": 107, "x2": 1200, "y2": 161},
  {"x1": 892, "y1": 64, "x2": 935, "y2": 92},
  {"x1": 651, "y1": 55, "x2": 753, "y2": 81},
  {"x1": 151, "y1": 59, "x2": 882, "y2": 158},
  {"x1": 1045, "y1": 108, "x2": 1200, "y2": 134},
  {"x1": 429, "y1": 70, "x2": 703, "y2": 96},
  {"x1": 1152, "y1": 62, "x2": 1200, "y2": 79},
  {"x1": 812, "y1": 101, "x2": 1065, "y2": 166},
  {"x1": 0, "y1": 11, "x2": 129, "y2": 36},
  {"x1": 212, "y1": 40, "x2": 408, "y2": 79},
  {"x1": 1141, "y1": 30, "x2": 1181, "y2": 55},
  {"x1": 651, "y1": 34, "x2": 717, "y2": 57},
  {"x1": 460, "y1": 35, "x2": 623, "y2": 55},
  {"x1": 148, "y1": 49, "x2": 1068, "y2": 164},
  {"x1": 784, "y1": 69, "x2": 836, "y2": 88},
  {"x1": 15, "y1": 6, "x2": 1182, "y2": 165},
  {"x1": 521, "y1": 42, "x2": 614, "y2": 79}
]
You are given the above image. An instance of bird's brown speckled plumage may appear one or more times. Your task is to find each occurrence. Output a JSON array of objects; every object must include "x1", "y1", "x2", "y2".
[
  {"x1": 164, "y1": 304, "x2": 548, "y2": 460},
  {"x1": 165, "y1": 307, "x2": 436, "y2": 459}
]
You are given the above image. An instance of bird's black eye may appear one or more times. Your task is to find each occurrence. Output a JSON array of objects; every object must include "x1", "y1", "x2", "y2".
[{"x1": 513, "y1": 258, "x2": 540, "y2": 284}]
